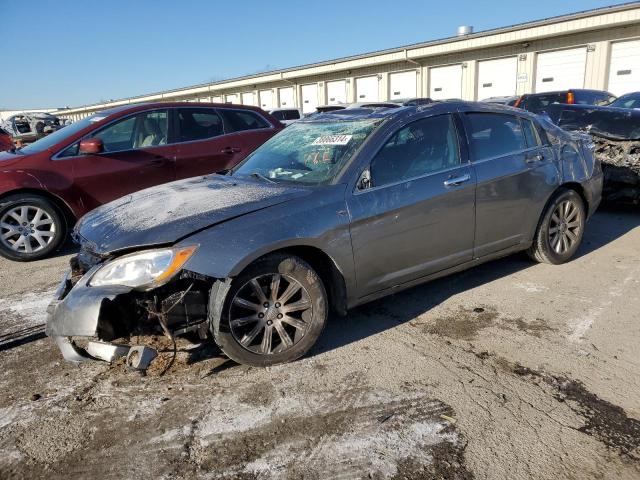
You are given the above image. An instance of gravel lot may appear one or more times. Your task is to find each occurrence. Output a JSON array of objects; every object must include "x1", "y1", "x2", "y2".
[{"x1": 0, "y1": 206, "x2": 639, "y2": 479}]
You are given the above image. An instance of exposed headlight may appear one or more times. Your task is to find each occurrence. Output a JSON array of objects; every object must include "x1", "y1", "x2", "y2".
[{"x1": 90, "y1": 246, "x2": 197, "y2": 288}]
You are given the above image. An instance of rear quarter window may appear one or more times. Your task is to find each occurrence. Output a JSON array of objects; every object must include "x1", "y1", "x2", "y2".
[{"x1": 220, "y1": 109, "x2": 271, "y2": 132}]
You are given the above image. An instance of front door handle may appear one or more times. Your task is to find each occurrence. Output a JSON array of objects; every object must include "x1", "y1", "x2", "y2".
[
  {"x1": 221, "y1": 147, "x2": 241, "y2": 154},
  {"x1": 443, "y1": 173, "x2": 471, "y2": 187},
  {"x1": 526, "y1": 153, "x2": 544, "y2": 163}
]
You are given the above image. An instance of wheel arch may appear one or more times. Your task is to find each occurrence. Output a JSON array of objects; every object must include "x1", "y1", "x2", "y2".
[
  {"x1": 0, "y1": 188, "x2": 77, "y2": 232},
  {"x1": 531, "y1": 182, "x2": 588, "y2": 243},
  {"x1": 232, "y1": 245, "x2": 348, "y2": 316}
]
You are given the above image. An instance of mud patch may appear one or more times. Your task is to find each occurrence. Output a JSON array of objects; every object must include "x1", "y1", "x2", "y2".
[
  {"x1": 510, "y1": 363, "x2": 640, "y2": 461},
  {"x1": 502, "y1": 317, "x2": 556, "y2": 338},
  {"x1": 421, "y1": 306, "x2": 556, "y2": 341},
  {"x1": 238, "y1": 380, "x2": 277, "y2": 407},
  {"x1": 422, "y1": 306, "x2": 498, "y2": 340}
]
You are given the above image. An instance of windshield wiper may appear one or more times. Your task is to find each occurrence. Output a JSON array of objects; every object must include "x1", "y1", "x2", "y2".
[{"x1": 250, "y1": 172, "x2": 276, "y2": 184}]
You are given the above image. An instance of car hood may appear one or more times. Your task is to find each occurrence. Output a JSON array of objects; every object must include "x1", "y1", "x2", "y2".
[{"x1": 75, "y1": 175, "x2": 308, "y2": 255}]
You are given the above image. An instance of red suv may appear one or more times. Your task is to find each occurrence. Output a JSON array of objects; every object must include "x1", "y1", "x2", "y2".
[
  {"x1": 0, "y1": 127, "x2": 13, "y2": 152},
  {"x1": 0, "y1": 102, "x2": 282, "y2": 261}
]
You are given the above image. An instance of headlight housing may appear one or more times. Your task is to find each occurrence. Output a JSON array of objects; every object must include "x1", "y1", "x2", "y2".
[{"x1": 89, "y1": 246, "x2": 197, "y2": 289}]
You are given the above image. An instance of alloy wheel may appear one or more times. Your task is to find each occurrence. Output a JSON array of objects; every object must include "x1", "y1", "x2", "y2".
[
  {"x1": 0, "y1": 205, "x2": 57, "y2": 254},
  {"x1": 548, "y1": 199, "x2": 581, "y2": 254},
  {"x1": 229, "y1": 273, "x2": 313, "y2": 355}
]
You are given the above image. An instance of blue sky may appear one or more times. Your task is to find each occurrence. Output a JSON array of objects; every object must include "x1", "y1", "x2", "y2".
[{"x1": 0, "y1": 0, "x2": 625, "y2": 109}]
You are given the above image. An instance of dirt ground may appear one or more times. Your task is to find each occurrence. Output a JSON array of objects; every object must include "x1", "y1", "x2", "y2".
[{"x1": 0, "y1": 206, "x2": 639, "y2": 480}]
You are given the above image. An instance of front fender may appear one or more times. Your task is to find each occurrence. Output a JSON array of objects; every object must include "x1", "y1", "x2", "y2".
[
  {"x1": 0, "y1": 170, "x2": 45, "y2": 196},
  {"x1": 177, "y1": 184, "x2": 356, "y2": 297}
]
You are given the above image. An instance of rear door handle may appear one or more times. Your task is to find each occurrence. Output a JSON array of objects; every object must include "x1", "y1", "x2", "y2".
[
  {"x1": 443, "y1": 173, "x2": 471, "y2": 187},
  {"x1": 221, "y1": 147, "x2": 241, "y2": 154}
]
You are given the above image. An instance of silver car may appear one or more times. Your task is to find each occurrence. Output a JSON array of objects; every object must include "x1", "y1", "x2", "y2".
[{"x1": 47, "y1": 101, "x2": 603, "y2": 367}]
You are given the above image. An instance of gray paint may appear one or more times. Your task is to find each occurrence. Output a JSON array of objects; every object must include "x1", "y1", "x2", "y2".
[{"x1": 48, "y1": 102, "x2": 603, "y2": 350}]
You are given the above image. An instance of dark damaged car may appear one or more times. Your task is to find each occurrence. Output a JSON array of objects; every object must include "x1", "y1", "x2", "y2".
[
  {"x1": 46, "y1": 101, "x2": 603, "y2": 367},
  {"x1": 545, "y1": 92, "x2": 640, "y2": 203}
]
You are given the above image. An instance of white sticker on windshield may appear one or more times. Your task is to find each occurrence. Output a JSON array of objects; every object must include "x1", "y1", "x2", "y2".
[
  {"x1": 89, "y1": 116, "x2": 107, "y2": 123},
  {"x1": 312, "y1": 135, "x2": 352, "y2": 146}
]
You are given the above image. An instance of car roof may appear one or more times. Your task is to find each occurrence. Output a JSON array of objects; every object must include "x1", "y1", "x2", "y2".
[
  {"x1": 299, "y1": 100, "x2": 535, "y2": 123},
  {"x1": 93, "y1": 101, "x2": 269, "y2": 120}
]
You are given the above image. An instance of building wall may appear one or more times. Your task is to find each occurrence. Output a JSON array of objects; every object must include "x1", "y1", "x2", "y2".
[{"x1": 53, "y1": 4, "x2": 640, "y2": 120}]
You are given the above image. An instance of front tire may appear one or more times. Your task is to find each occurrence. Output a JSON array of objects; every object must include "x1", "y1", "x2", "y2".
[
  {"x1": 528, "y1": 189, "x2": 586, "y2": 265},
  {"x1": 214, "y1": 254, "x2": 327, "y2": 367},
  {"x1": 0, "y1": 194, "x2": 66, "y2": 262}
]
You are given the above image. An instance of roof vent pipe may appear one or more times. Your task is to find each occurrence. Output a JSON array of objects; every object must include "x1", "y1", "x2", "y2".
[{"x1": 457, "y1": 25, "x2": 473, "y2": 36}]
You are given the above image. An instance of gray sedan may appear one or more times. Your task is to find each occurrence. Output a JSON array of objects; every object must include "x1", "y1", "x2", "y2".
[{"x1": 46, "y1": 101, "x2": 603, "y2": 367}]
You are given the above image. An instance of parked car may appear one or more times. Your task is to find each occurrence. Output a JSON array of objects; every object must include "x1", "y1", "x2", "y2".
[
  {"x1": 607, "y1": 91, "x2": 640, "y2": 110},
  {"x1": 0, "y1": 102, "x2": 282, "y2": 261},
  {"x1": 46, "y1": 101, "x2": 602, "y2": 368},
  {"x1": 269, "y1": 108, "x2": 304, "y2": 125},
  {"x1": 0, "y1": 126, "x2": 13, "y2": 152},
  {"x1": 482, "y1": 95, "x2": 520, "y2": 106},
  {"x1": 544, "y1": 93, "x2": 640, "y2": 203},
  {"x1": 514, "y1": 89, "x2": 616, "y2": 113},
  {"x1": 0, "y1": 112, "x2": 63, "y2": 143}
]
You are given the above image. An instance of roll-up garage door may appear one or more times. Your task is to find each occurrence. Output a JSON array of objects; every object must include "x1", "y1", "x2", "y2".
[
  {"x1": 279, "y1": 87, "x2": 295, "y2": 107},
  {"x1": 535, "y1": 48, "x2": 586, "y2": 93},
  {"x1": 608, "y1": 40, "x2": 640, "y2": 96},
  {"x1": 326, "y1": 80, "x2": 347, "y2": 105},
  {"x1": 478, "y1": 57, "x2": 518, "y2": 99},
  {"x1": 259, "y1": 90, "x2": 273, "y2": 110},
  {"x1": 241, "y1": 92, "x2": 255, "y2": 106},
  {"x1": 355, "y1": 76, "x2": 379, "y2": 102},
  {"x1": 225, "y1": 94, "x2": 239, "y2": 104},
  {"x1": 301, "y1": 84, "x2": 319, "y2": 113},
  {"x1": 429, "y1": 65, "x2": 462, "y2": 100},
  {"x1": 389, "y1": 71, "x2": 417, "y2": 100}
]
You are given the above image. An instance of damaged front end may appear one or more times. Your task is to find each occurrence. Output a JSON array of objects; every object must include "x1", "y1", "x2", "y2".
[{"x1": 46, "y1": 246, "x2": 214, "y2": 366}]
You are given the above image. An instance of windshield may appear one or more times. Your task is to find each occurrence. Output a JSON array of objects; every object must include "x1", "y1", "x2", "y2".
[
  {"x1": 609, "y1": 93, "x2": 640, "y2": 110},
  {"x1": 233, "y1": 119, "x2": 382, "y2": 184},
  {"x1": 19, "y1": 114, "x2": 105, "y2": 154}
]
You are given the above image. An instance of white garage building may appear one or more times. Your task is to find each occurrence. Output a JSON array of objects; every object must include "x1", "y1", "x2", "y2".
[{"x1": 55, "y1": 3, "x2": 640, "y2": 121}]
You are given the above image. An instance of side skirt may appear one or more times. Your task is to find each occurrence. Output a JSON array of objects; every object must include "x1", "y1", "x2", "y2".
[{"x1": 349, "y1": 242, "x2": 532, "y2": 309}]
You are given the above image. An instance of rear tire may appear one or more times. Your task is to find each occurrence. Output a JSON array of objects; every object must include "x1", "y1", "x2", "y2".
[
  {"x1": 527, "y1": 189, "x2": 585, "y2": 265},
  {"x1": 214, "y1": 253, "x2": 327, "y2": 367},
  {"x1": 0, "y1": 194, "x2": 66, "y2": 262}
]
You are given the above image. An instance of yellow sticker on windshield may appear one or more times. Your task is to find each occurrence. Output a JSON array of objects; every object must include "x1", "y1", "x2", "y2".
[{"x1": 312, "y1": 135, "x2": 352, "y2": 146}]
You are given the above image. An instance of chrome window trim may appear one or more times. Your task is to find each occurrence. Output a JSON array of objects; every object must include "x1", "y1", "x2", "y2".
[
  {"x1": 354, "y1": 163, "x2": 467, "y2": 196},
  {"x1": 52, "y1": 106, "x2": 275, "y2": 160}
]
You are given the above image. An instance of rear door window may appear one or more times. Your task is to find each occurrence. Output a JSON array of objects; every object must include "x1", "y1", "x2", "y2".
[
  {"x1": 522, "y1": 93, "x2": 565, "y2": 113},
  {"x1": 574, "y1": 91, "x2": 615, "y2": 106},
  {"x1": 177, "y1": 108, "x2": 224, "y2": 142},
  {"x1": 370, "y1": 114, "x2": 460, "y2": 187},
  {"x1": 466, "y1": 113, "x2": 526, "y2": 161},
  {"x1": 219, "y1": 109, "x2": 271, "y2": 133}
]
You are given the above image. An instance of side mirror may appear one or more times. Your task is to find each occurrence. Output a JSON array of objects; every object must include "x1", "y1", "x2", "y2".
[
  {"x1": 79, "y1": 137, "x2": 104, "y2": 154},
  {"x1": 357, "y1": 169, "x2": 372, "y2": 190}
]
